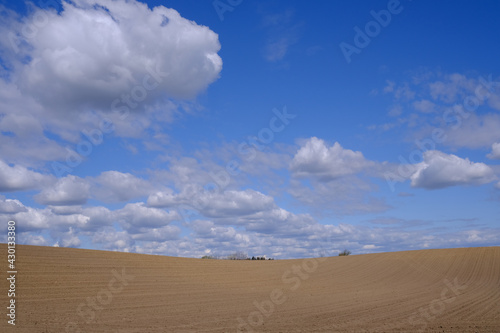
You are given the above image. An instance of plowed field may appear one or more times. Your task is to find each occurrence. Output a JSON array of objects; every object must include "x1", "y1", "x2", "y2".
[{"x1": 1, "y1": 244, "x2": 498, "y2": 332}]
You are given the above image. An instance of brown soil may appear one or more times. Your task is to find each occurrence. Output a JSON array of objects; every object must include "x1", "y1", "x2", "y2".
[{"x1": 0, "y1": 244, "x2": 499, "y2": 332}]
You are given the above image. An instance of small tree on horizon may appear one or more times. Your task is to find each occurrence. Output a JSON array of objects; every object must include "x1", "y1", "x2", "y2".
[{"x1": 338, "y1": 249, "x2": 352, "y2": 256}]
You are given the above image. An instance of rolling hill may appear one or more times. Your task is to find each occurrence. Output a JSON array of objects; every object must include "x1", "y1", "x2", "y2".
[{"x1": 0, "y1": 244, "x2": 498, "y2": 332}]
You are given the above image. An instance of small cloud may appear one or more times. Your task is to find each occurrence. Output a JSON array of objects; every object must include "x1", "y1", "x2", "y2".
[
  {"x1": 261, "y1": 9, "x2": 302, "y2": 62},
  {"x1": 383, "y1": 80, "x2": 395, "y2": 93},
  {"x1": 262, "y1": 9, "x2": 294, "y2": 27},
  {"x1": 388, "y1": 105, "x2": 402, "y2": 117},
  {"x1": 362, "y1": 244, "x2": 381, "y2": 250},
  {"x1": 381, "y1": 123, "x2": 397, "y2": 131},
  {"x1": 48, "y1": 205, "x2": 83, "y2": 215},
  {"x1": 124, "y1": 143, "x2": 139, "y2": 154},
  {"x1": 398, "y1": 192, "x2": 414, "y2": 197},
  {"x1": 265, "y1": 37, "x2": 295, "y2": 62},
  {"x1": 290, "y1": 137, "x2": 372, "y2": 181},
  {"x1": 394, "y1": 84, "x2": 416, "y2": 101},
  {"x1": 429, "y1": 73, "x2": 470, "y2": 103},
  {"x1": 413, "y1": 99, "x2": 436, "y2": 113},
  {"x1": 487, "y1": 142, "x2": 500, "y2": 160}
]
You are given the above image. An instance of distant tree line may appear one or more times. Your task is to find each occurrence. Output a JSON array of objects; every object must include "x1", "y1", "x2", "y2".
[
  {"x1": 201, "y1": 255, "x2": 216, "y2": 259},
  {"x1": 249, "y1": 256, "x2": 274, "y2": 260},
  {"x1": 201, "y1": 249, "x2": 352, "y2": 259},
  {"x1": 201, "y1": 251, "x2": 274, "y2": 260}
]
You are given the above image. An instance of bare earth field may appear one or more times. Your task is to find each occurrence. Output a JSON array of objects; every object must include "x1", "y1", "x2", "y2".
[{"x1": 0, "y1": 244, "x2": 499, "y2": 332}]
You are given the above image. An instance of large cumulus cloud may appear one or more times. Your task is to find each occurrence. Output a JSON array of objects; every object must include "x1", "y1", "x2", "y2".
[
  {"x1": 0, "y1": 0, "x2": 222, "y2": 165},
  {"x1": 410, "y1": 150, "x2": 497, "y2": 189},
  {"x1": 290, "y1": 137, "x2": 373, "y2": 180},
  {"x1": 6, "y1": 0, "x2": 222, "y2": 111}
]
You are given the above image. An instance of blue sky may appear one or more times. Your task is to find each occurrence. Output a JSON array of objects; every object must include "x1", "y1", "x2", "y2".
[{"x1": 0, "y1": 0, "x2": 499, "y2": 258}]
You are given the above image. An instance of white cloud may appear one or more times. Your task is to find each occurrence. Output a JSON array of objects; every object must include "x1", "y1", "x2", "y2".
[
  {"x1": 2, "y1": 196, "x2": 499, "y2": 258},
  {"x1": 0, "y1": 160, "x2": 54, "y2": 192},
  {"x1": 59, "y1": 227, "x2": 82, "y2": 248},
  {"x1": 0, "y1": 0, "x2": 222, "y2": 167},
  {"x1": 290, "y1": 137, "x2": 372, "y2": 180},
  {"x1": 288, "y1": 137, "x2": 391, "y2": 215},
  {"x1": 387, "y1": 82, "x2": 415, "y2": 101},
  {"x1": 10, "y1": 206, "x2": 51, "y2": 231},
  {"x1": 487, "y1": 142, "x2": 500, "y2": 160},
  {"x1": 92, "y1": 171, "x2": 154, "y2": 202},
  {"x1": 194, "y1": 189, "x2": 275, "y2": 218},
  {"x1": 289, "y1": 177, "x2": 390, "y2": 215},
  {"x1": 0, "y1": 197, "x2": 27, "y2": 214},
  {"x1": 262, "y1": 9, "x2": 300, "y2": 62},
  {"x1": 132, "y1": 225, "x2": 180, "y2": 242},
  {"x1": 265, "y1": 37, "x2": 295, "y2": 62},
  {"x1": 80, "y1": 206, "x2": 114, "y2": 231},
  {"x1": 410, "y1": 150, "x2": 497, "y2": 189},
  {"x1": 236, "y1": 207, "x2": 317, "y2": 235},
  {"x1": 429, "y1": 73, "x2": 475, "y2": 103},
  {"x1": 442, "y1": 113, "x2": 500, "y2": 149},
  {"x1": 51, "y1": 213, "x2": 91, "y2": 230},
  {"x1": 114, "y1": 202, "x2": 179, "y2": 232},
  {"x1": 190, "y1": 219, "x2": 249, "y2": 244},
  {"x1": 92, "y1": 227, "x2": 135, "y2": 252},
  {"x1": 232, "y1": 144, "x2": 291, "y2": 177},
  {"x1": 0, "y1": 81, "x2": 67, "y2": 165},
  {"x1": 150, "y1": 183, "x2": 321, "y2": 235},
  {"x1": 383, "y1": 80, "x2": 395, "y2": 93},
  {"x1": 35, "y1": 175, "x2": 90, "y2": 206},
  {"x1": 362, "y1": 244, "x2": 381, "y2": 250},
  {"x1": 149, "y1": 187, "x2": 278, "y2": 219},
  {"x1": 413, "y1": 99, "x2": 436, "y2": 113},
  {"x1": 8, "y1": 0, "x2": 222, "y2": 112},
  {"x1": 20, "y1": 234, "x2": 50, "y2": 246},
  {"x1": 388, "y1": 104, "x2": 402, "y2": 117},
  {"x1": 147, "y1": 189, "x2": 177, "y2": 208},
  {"x1": 0, "y1": 197, "x2": 116, "y2": 234},
  {"x1": 48, "y1": 205, "x2": 83, "y2": 215},
  {"x1": 149, "y1": 157, "x2": 214, "y2": 191},
  {"x1": 381, "y1": 73, "x2": 500, "y2": 152}
]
